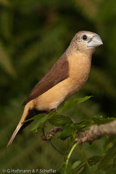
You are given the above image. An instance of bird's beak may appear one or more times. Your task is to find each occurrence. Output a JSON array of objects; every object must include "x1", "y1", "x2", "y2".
[{"x1": 87, "y1": 35, "x2": 103, "y2": 47}]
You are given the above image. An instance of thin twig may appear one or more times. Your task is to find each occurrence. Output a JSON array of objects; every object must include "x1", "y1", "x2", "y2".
[
  {"x1": 50, "y1": 141, "x2": 66, "y2": 155},
  {"x1": 79, "y1": 145, "x2": 95, "y2": 174}
]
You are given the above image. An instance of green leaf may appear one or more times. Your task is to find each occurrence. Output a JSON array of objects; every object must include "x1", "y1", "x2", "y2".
[
  {"x1": 58, "y1": 116, "x2": 116, "y2": 141},
  {"x1": 73, "y1": 121, "x2": 91, "y2": 131},
  {"x1": 47, "y1": 110, "x2": 56, "y2": 119},
  {"x1": 58, "y1": 120, "x2": 93, "y2": 141},
  {"x1": 48, "y1": 115, "x2": 72, "y2": 127},
  {"x1": 23, "y1": 113, "x2": 47, "y2": 123},
  {"x1": 73, "y1": 117, "x2": 116, "y2": 131},
  {"x1": 58, "y1": 163, "x2": 72, "y2": 174},
  {"x1": 72, "y1": 161, "x2": 85, "y2": 173},
  {"x1": 98, "y1": 143, "x2": 116, "y2": 172},
  {"x1": 72, "y1": 161, "x2": 82, "y2": 170},
  {"x1": 60, "y1": 96, "x2": 92, "y2": 113},
  {"x1": 31, "y1": 115, "x2": 48, "y2": 131},
  {"x1": 88, "y1": 156, "x2": 102, "y2": 166},
  {"x1": 92, "y1": 116, "x2": 116, "y2": 125},
  {"x1": 59, "y1": 123, "x2": 75, "y2": 140}
]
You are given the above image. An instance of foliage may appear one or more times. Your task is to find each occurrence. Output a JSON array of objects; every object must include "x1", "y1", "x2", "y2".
[
  {"x1": 0, "y1": 0, "x2": 116, "y2": 173},
  {"x1": 30, "y1": 97, "x2": 116, "y2": 174}
]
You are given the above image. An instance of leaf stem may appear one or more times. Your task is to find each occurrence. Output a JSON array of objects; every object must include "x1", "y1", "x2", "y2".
[
  {"x1": 65, "y1": 142, "x2": 78, "y2": 173},
  {"x1": 42, "y1": 122, "x2": 46, "y2": 137},
  {"x1": 79, "y1": 145, "x2": 94, "y2": 174},
  {"x1": 50, "y1": 141, "x2": 66, "y2": 155}
]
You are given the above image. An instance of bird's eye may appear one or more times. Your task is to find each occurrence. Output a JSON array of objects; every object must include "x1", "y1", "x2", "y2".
[{"x1": 82, "y1": 35, "x2": 87, "y2": 40}]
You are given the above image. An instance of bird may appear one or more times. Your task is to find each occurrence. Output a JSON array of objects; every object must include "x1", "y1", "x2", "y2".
[{"x1": 7, "y1": 31, "x2": 103, "y2": 147}]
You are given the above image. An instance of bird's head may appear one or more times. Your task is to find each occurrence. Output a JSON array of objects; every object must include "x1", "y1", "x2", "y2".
[{"x1": 69, "y1": 31, "x2": 103, "y2": 55}]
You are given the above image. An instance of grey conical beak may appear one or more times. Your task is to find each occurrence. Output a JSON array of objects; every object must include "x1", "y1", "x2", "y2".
[{"x1": 87, "y1": 35, "x2": 103, "y2": 47}]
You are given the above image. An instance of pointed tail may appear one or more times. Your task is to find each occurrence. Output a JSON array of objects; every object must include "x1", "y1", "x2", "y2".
[{"x1": 7, "y1": 101, "x2": 34, "y2": 147}]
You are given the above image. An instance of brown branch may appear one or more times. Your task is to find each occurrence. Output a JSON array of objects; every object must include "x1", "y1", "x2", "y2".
[
  {"x1": 41, "y1": 120, "x2": 116, "y2": 144},
  {"x1": 76, "y1": 120, "x2": 116, "y2": 144},
  {"x1": 41, "y1": 127, "x2": 62, "y2": 142}
]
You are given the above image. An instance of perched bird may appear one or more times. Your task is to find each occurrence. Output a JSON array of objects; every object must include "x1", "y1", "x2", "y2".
[{"x1": 7, "y1": 31, "x2": 103, "y2": 146}]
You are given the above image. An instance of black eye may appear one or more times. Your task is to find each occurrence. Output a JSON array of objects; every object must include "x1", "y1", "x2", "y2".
[{"x1": 82, "y1": 35, "x2": 87, "y2": 40}]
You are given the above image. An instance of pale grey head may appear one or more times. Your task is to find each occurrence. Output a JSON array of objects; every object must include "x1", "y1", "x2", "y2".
[{"x1": 66, "y1": 31, "x2": 103, "y2": 55}]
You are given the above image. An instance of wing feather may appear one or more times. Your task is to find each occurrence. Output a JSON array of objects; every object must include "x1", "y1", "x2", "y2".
[{"x1": 22, "y1": 54, "x2": 69, "y2": 106}]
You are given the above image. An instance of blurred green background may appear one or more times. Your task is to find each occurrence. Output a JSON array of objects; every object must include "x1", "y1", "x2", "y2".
[{"x1": 0, "y1": 0, "x2": 116, "y2": 173}]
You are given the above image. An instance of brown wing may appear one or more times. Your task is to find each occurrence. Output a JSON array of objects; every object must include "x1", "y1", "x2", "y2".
[{"x1": 22, "y1": 54, "x2": 69, "y2": 106}]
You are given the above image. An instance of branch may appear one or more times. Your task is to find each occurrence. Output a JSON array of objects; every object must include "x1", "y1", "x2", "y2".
[
  {"x1": 41, "y1": 127, "x2": 62, "y2": 142},
  {"x1": 76, "y1": 120, "x2": 116, "y2": 144},
  {"x1": 41, "y1": 120, "x2": 116, "y2": 144}
]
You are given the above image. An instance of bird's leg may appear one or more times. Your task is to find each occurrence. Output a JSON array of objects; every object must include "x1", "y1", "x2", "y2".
[{"x1": 51, "y1": 108, "x2": 57, "y2": 112}]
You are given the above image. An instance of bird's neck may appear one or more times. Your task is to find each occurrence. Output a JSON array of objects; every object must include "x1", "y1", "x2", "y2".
[{"x1": 65, "y1": 43, "x2": 95, "y2": 57}]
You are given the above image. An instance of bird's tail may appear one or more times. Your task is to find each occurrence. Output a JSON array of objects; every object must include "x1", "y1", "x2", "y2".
[{"x1": 7, "y1": 101, "x2": 35, "y2": 147}]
